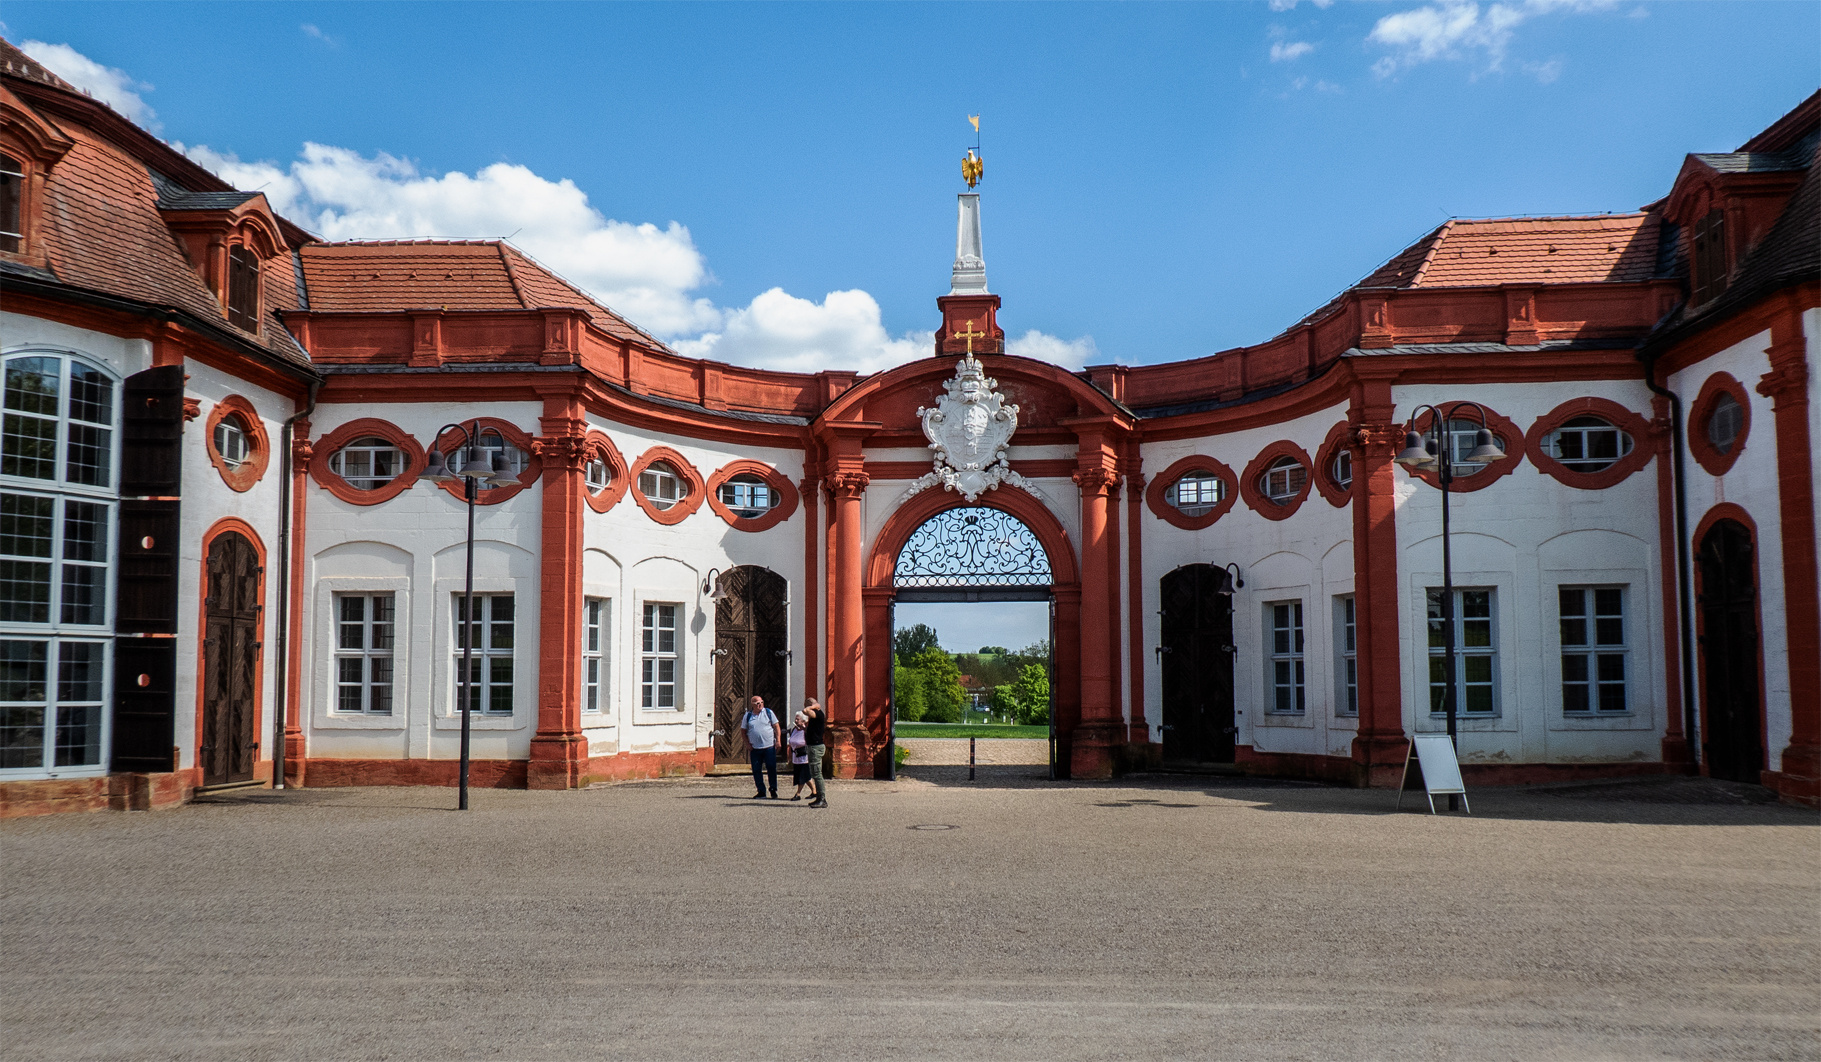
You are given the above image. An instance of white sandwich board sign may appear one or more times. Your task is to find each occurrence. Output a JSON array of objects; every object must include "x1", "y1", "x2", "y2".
[{"x1": 1397, "y1": 733, "x2": 1471, "y2": 814}]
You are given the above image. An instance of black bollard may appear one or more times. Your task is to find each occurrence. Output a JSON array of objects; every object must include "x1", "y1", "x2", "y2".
[{"x1": 969, "y1": 736, "x2": 976, "y2": 781}]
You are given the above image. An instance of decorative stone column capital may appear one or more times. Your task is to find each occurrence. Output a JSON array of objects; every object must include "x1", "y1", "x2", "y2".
[
  {"x1": 1071, "y1": 466, "x2": 1120, "y2": 497},
  {"x1": 531, "y1": 433, "x2": 590, "y2": 472},
  {"x1": 828, "y1": 471, "x2": 870, "y2": 499},
  {"x1": 1354, "y1": 422, "x2": 1403, "y2": 458}
]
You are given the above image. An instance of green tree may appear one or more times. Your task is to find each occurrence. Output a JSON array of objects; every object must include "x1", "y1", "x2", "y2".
[
  {"x1": 978, "y1": 645, "x2": 1008, "y2": 656},
  {"x1": 893, "y1": 665, "x2": 927, "y2": 722},
  {"x1": 894, "y1": 623, "x2": 941, "y2": 665},
  {"x1": 1010, "y1": 663, "x2": 1051, "y2": 725},
  {"x1": 988, "y1": 684, "x2": 1019, "y2": 721},
  {"x1": 910, "y1": 647, "x2": 966, "y2": 723}
]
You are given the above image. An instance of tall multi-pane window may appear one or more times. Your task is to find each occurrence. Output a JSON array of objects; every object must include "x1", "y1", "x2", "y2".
[
  {"x1": 333, "y1": 593, "x2": 395, "y2": 715},
  {"x1": 1560, "y1": 586, "x2": 1627, "y2": 713},
  {"x1": 453, "y1": 594, "x2": 514, "y2": 714},
  {"x1": 582, "y1": 597, "x2": 607, "y2": 713},
  {"x1": 1268, "y1": 601, "x2": 1305, "y2": 713},
  {"x1": 0, "y1": 353, "x2": 116, "y2": 774},
  {"x1": 1335, "y1": 595, "x2": 1358, "y2": 717},
  {"x1": 0, "y1": 152, "x2": 24, "y2": 254},
  {"x1": 641, "y1": 602, "x2": 680, "y2": 709},
  {"x1": 1427, "y1": 588, "x2": 1497, "y2": 715},
  {"x1": 226, "y1": 245, "x2": 260, "y2": 332}
]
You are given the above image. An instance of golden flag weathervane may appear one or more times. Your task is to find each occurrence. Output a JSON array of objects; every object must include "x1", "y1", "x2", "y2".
[{"x1": 962, "y1": 114, "x2": 983, "y2": 189}]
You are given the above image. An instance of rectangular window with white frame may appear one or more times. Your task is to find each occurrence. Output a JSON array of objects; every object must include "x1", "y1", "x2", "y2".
[
  {"x1": 333, "y1": 592, "x2": 395, "y2": 715},
  {"x1": 1267, "y1": 600, "x2": 1305, "y2": 713},
  {"x1": 1560, "y1": 585, "x2": 1628, "y2": 713},
  {"x1": 583, "y1": 597, "x2": 608, "y2": 714},
  {"x1": 1426, "y1": 587, "x2": 1497, "y2": 716},
  {"x1": 0, "y1": 637, "x2": 105, "y2": 770},
  {"x1": 1334, "y1": 594, "x2": 1358, "y2": 717},
  {"x1": 453, "y1": 593, "x2": 514, "y2": 714},
  {"x1": 641, "y1": 602, "x2": 680, "y2": 709}
]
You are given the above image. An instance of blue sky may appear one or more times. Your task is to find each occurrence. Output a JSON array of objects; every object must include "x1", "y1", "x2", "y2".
[{"x1": 6, "y1": 2, "x2": 1816, "y2": 372}]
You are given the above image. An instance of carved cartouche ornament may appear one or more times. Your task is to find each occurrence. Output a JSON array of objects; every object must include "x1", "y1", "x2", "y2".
[{"x1": 906, "y1": 354, "x2": 1042, "y2": 503}]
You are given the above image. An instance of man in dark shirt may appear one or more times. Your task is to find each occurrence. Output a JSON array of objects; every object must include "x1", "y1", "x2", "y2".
[{"x1": 802, "y1": 698, "x2": 829, "y2": 808}]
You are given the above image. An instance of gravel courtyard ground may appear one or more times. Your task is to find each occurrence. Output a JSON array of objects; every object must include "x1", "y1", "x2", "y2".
[{"x1": 3, "y1": 770, "x2": 1816, "y2": 1061}]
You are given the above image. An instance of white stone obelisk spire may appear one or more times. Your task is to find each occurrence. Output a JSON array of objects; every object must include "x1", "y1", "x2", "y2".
[{"x1": 950, "y1": 193, "x2": 988, "y2": 295}]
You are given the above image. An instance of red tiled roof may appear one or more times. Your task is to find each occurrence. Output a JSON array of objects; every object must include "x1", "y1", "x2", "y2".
[
  {"x1": 1401, "y1": 214, "x2": 1661, "y2": 287},
  {"x1": 0, "y1": 38, "x2": 77, "y2": 93},
  {"x1": 299, "y1": 240, "x2": 665, "y2": 350}
]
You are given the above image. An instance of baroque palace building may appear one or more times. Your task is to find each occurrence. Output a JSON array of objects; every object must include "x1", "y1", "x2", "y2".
[{"x1": 2, "y1": 37, "x2": 1816, "y2": 814}]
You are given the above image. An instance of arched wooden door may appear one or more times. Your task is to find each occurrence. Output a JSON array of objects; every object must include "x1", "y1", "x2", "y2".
[
  {"x1": 1697, "y1": 519, "x2": 1763, "y2": 784},
  {"x1": 201, "y1": 530, "x2": 261, "y2": 786},
  {"x1": 712, "y1": 567, "x2": 789, "y2": 765},
  {"x1": 1159, "y1": 564, "x2": 1236, "y2": 764}
]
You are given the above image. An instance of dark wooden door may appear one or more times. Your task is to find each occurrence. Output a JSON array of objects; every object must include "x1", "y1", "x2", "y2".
[
  {"x1": 1698, "y1": 520, "x2": 1763, "y2": 784},
  {"x1": 713, "y1": 567, "x2": 789, "y2": 765},
  {"x1": 202, "y1": 532, "x2": 261, "y2": 786},
  {"x1": 1159, "y1": 564, "x2": 1236, "y2": 764}
]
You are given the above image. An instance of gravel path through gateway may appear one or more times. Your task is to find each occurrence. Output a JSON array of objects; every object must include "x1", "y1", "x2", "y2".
[
  {"x1": 3, "y1": 775, "x2": 1816, "y2": 1061},
  {"x1": 896, "y1": 736, "x2": 1051, "y2": 764}
]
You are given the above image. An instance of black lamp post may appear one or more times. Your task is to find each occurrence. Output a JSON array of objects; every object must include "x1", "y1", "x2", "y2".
[
  {"x1": 1393, "y1": 403, "x2": 1505, "y2": 789},
  {"x1": 420, "y1": 421, "x2": 521, "y2": 811}
]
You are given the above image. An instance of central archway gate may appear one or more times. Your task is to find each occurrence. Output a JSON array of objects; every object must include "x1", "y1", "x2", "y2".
[{"x1": 863, "y1": 488, "x2": 1083, "y2": 778}]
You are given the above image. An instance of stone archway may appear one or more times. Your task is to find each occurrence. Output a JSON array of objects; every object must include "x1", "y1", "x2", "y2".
[{"x1": 859, "y1": 488, "x2": 1082, "y2": 778}]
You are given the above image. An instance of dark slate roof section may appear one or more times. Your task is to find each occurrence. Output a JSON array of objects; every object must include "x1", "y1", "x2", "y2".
[
  {"x1": 1128, "y1": 377, "x2": 1311, "y2": 420},
  {"x1": 602, "y1": 381, "x2": 810, "y2": 426},
  {"x1": 1644, "y1": 147, "x2": 1821, "y2": 356},
  {"x1": 1340, "y1": 339, "x2": 1637, "y2": 358},
  {"x1": 148, "y1": 169, "x2": 260, "y2": 211}
]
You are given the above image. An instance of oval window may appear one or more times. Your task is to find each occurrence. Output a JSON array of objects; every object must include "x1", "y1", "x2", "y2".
[
  {"x1": 1436, "y1": 418, "x2": 1506, "y2": 476},
  {"x1": 1168, "y1": 472, "x2": 1226, "y2": 516},
  {"x1": 1546, "y1": 416, "x2": 1634, "y2": 473},
  {"x1": 468, "y1": 438, "x2": 526, "y2": 491},
  {"x1": 638, "y1": 461, "x2": 685, "y2": 510},
  {"x1": 584, "y1": 456, "x2": 611, "y2": 493},
  {"x1": 1260, "y1": 456, "x2": 1307, "y2": 502},
  {"x1": 1329, "y1": 449, "x2": 1353, "y2": 491},
  {"x1": 1706, "y1": 393, "x2": 1744, "y2": 456},
  {"x1": 329, "y1": 436, "x2": 406, "y2": 490},
  {"x1": 213, "y1": 414, "x2": 251, "y2": 471},
  {"x1": 718, "y1": 474, "x2": 776, "y2": 518}
]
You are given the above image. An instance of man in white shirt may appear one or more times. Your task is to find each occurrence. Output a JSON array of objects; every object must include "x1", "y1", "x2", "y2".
[{"x1": 735, "y1": 695, "x2": 781, "y2": 799}]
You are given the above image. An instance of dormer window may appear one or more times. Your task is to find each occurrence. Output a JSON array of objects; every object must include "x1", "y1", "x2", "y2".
[
  {"x1": 1691, "y1": 209, "x2": 1727, "y2": 306},
  {"x1": 0, "y1": 153, "x2": 23, "y2": 254},
  {"x1": 226, "y1": 245, "x2": 260, "y2": 331}
]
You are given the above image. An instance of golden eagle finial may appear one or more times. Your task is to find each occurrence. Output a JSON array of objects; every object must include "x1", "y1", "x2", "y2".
[{"x1": 962, "y1": 115, "x2": 983, "y2": 189}]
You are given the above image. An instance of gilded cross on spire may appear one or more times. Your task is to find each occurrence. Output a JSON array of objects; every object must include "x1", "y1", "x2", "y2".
[{"x1": 955, "y1": 319, "x2": 988, "y2": 354}]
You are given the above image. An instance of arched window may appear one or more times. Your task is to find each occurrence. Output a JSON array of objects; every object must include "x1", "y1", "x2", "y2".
[
  {"x1": 1706, "y1": 393, "x2": 1744, "y2": 456},
  {"x1": 638, "y1": 461, "x2": 685, "y2": 510},
  {"x1": 1168, "y1": 471, "x2": 1227, "y2": 516},
  {"x1": 1329, "y1": 449, "x2": 1353, "y2": 491},
  {"x1": 212, "y1": 415, "x2": 251, "y2": 471},
  {"x1": 1546, "y1": 416, "x2": 1634, "y2": 472},
  {"x1": 226, "y1": 245, "x2": 260, "y2": 332},
  {"x1": 584, "y1": 456, "x2": 611, "y2": 494},
  {"x1": 0, "y1": 352, "x2": 117, "y2": 776},
  {"x1": 1259, "y1": 456, "x2": 1307, "y2": 502},
  {"x1": 329, "y1": 437, "x2": 406, "y2": 490},
  {"x1": 717, "y1": 473, "x2": 775, "y2": 518},
  {"x1": 0, "y1": 153, "x2": 23, "y2": 254}
]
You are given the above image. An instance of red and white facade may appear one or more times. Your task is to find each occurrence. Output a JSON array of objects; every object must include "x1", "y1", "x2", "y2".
[{"x1": 2, "y1": 40, "x2": 1814, "y2": 815}]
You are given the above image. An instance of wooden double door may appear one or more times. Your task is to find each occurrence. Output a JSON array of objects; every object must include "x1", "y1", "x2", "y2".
[
  {"x1": 712, "y1": 567, "x2": 790, "y2": 765},
  {"x1": 1697, "y1": 519, "x2": 1763, "y2": 784},
  {"x1": 1159, "y1": 564, "x2": 1237, "y2": 764},
  {"x1": 201, "y1": 531, "x2": 261, "y2": 786}
]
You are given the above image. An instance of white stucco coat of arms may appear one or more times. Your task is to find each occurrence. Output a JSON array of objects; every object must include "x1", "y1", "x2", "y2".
[{"x1": 905, "y1": 354, "x2": 1043, "y2": 503}]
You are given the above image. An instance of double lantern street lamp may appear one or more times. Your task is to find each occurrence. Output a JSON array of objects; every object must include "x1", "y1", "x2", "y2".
[
  {"x1": 419, "y1": 422, "x2": 523, "y2": 811},
  {"x1": 1393, "y1": 403, "x2": 1505, "y2": 784}
]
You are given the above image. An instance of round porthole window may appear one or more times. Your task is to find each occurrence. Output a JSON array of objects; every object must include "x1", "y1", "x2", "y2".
[
  {"x1": 1259, "y1": 456, "x2": 1307, "y2": 503},
  {"x1": 213, "y1": 415, "x2": 250, "y2": 471},
  {"x1": 1168, "y1": 472, "x2": 1227, "y2": 516},
  {"x1": 1706, "y1": 393, "x2": 1744, "y2": 456},
  {"x1": 638, "y1": 461, "x2": 685, "y2": 510},
  {"x1": 717, "y1": 473, "x2": 776, "y2": 519}
]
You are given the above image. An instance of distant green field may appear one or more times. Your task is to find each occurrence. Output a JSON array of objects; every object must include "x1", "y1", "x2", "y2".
[{"x1": 893, "y1": 723, "x2": 1049, "y2": 740}]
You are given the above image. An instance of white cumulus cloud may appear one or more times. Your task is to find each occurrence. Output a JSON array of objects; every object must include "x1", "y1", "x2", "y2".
[
  {"x1": 18, "y1": 40, "x2": 158, "y2": 129},
  {"x1": 1005, "y1": 330, "x2": 1099, "y2": 371},
  {"x1": 1268, "y1": 0, "x2": 1334, "y2": 10},
  {"x1": 1367, "y1": 0, "x2": 1612, "y2": 77},
  {"x1": 1270, "y1": 40, "x2": 1316, "y2": 62}
]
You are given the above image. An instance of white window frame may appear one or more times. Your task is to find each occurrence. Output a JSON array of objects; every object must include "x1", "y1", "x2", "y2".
[
  {"x1": 640, "y1": 601, "x2": 682, "y2": 710},
  {"x1": 1, "y1": 351, "x2": 120, "y2": 496},
  {"x1": 1558, "y1": 585, "x2": 1629, "y2": 714},
  {"x1": 329, "y1": 437, "x2": 407, "y2": 491},
  {"x1": 1546, "y1": 417, "x2": 1634, "y2": 473},
  {"x1": 1167, "y1": 472, "x2": 1226, "y2": 516},
  {"x1": 582, "y1": 596, "x2": 608, "y2": 714},
  {"x1": 1266, "y1": 600, "x2": 1306, "y2": 714},
  {"x1": 313, "y1": 577, "x2": 410, "y2": 731},
  {"x1": 0, "y1": 636, "x2": 109, "y2": 777},
  {"x1": 1437, "y1": 419, "x2": 1506, "y2": 477},
  {"x1": 1425, "y1": 586, "x2": 1499, "y2": 717},
  {"x1": 717, "y1": 475, "x2": 776, "y2": 518},
  {"x1": 1260, "y1": 457, "x2": 1307, "y2": 502},
  {"x1": 638, "y1": 463, "x2": 684, "y2": 510},
  {"x1": 1329, "y1": 449, "x2": 1352, "y2": 491},
  {"x1": 470, "y1": 438, "x2": 526, "y2": 493},
  {"x1": 1334, "y1": 594, "x2": 1358, "y2": 717},
  {"x1": 584, "y1": 457, "x2": 610, "y2": 494},
  {"x1": 453, "y1": 593, "x2": 516, "y2": 715},
  {"x1": 1706, "y1": 393, "x2": 1744, "y2": 455},
  {"x1": 213, "y1": 415, "x2": 251, "y2": 471},
  {"x1": 332, "y1": 592, "x2": 396, "y2": 715}
]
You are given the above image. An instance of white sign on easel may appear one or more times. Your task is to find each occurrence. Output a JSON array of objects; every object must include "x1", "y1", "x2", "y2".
[{"x1": 1397, "y1": 733, "x2": 1471, "y2": 814}]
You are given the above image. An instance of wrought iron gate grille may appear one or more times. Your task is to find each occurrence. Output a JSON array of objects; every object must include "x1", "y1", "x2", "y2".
[{"x1": 893, "y1": 507, "x2": 1052, "y2": 588}]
